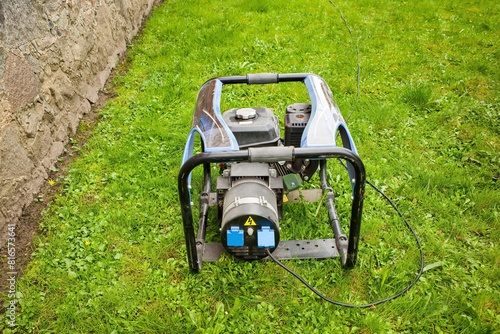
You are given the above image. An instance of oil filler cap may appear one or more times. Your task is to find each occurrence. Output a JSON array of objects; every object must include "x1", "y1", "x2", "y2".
[{"x1": 235, "y1": 108, "x2": 257, "y2": 120}]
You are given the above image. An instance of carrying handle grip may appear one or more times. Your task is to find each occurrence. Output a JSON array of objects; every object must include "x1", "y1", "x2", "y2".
[
  {"x1": 246, "y1": 73, "x2": 278, "y2": 84},
  {"x1": 212, "y1": 73, "x2": 314, "y2": 85}
]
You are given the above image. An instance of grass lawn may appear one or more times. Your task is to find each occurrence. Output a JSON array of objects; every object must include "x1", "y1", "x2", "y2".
[{"x1": 2, "y1": 0, "x2": 498, "y2": 332}]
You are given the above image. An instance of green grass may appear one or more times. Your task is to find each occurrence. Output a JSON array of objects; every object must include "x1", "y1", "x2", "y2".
[{"x1": 2, "y1": 0, "x2": 499, "y2": 332}]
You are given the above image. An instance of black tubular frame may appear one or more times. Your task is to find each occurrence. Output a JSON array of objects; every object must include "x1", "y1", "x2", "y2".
[{"x1": 178, "y1": 147, "x2": 365, "y2": 272}]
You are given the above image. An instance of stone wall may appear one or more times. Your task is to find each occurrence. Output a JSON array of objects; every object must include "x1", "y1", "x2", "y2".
[{"x1": 0, "y1": 0, "x2": 156, "y2": 244}]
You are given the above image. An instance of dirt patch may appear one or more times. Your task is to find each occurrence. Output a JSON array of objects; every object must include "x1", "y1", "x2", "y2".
[{"x1": 0, "y1": 0, "x2": 163, "y2": 296}]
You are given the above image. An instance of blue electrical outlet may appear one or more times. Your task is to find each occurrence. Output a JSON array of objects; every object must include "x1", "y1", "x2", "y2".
[
  {"x1": 257, "y1": 226, "x2": 275, "y2": 248},
  {"x1": 227, "y1": 226, "x2": 244, "y2": 246}
]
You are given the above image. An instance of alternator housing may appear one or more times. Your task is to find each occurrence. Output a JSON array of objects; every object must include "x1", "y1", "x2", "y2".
[{"x1": 217, "y1": 163, "x2": 283, "y2": 260}]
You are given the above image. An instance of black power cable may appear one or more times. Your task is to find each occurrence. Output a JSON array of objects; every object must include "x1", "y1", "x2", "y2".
[{"x1": 266, "y1": 180, "x2": 424, "y2": 308}]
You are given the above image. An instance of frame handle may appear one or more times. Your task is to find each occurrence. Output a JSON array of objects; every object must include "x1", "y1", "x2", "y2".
[{"x1": 212, "y1": 73, "x2": 314, "y2": 85}]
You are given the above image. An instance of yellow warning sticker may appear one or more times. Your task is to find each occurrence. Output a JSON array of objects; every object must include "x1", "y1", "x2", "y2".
[
  {"x1": 283, "y1": 194, "x2": 288, "y2": 203},
  {"x1": 244, "y1": 216, "x2": 257, "y2": 226}
]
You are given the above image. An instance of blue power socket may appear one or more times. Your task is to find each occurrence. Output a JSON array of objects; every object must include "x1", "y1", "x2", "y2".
[
  {"x1": 257, "y1": 226, "x2": 275, "y2": 248},
  {"x1": 227, "y1": 226, "x2": 244, "y2": 246}
]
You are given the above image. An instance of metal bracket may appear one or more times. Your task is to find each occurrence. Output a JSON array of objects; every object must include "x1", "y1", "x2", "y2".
[
  {"x1": 209, "y1": 192, "x2": 218, "y2": 206},
  {"x1": 202, "y1": 239, "x2": 340, "y2": 263}
]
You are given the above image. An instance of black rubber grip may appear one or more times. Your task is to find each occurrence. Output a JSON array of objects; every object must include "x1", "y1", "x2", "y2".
[
  {"x1": 246, "y1": 73, "x2": 279, "y2": 85},
  {"x1": 248, "y1": 147, "x2": 294, "y2": 162}
]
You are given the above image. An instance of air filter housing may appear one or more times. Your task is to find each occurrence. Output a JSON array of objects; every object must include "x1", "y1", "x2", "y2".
[{"x1": 223, "y1": 107, "x2": 280, "y2": 148}]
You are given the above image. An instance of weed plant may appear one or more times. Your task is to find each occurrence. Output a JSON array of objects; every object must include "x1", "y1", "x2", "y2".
[{"x1": 2, "y1": 0, "x2": 498, "y2": 332}]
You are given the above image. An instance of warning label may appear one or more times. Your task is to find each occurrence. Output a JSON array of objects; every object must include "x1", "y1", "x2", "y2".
[{"x1": 244, "y1": 216, "x2": 257, "y2": 226}]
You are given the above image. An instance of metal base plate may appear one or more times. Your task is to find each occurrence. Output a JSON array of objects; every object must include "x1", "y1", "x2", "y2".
[{"x1": 202, "y1": 239, "x2": 339, "y2": 262}]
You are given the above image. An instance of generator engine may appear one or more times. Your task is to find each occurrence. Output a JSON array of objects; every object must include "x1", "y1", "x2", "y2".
[
  {"x1": 217, "y1": 103, "x2": 325, "y2": 258},
  {"x1": 179, "y1": 73, "x2": 365, "y2": 273}
]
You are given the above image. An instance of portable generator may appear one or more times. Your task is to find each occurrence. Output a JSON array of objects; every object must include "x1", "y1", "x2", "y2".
[{"x1": 178, "y1": 73, "x2": 365, "y2": 272}]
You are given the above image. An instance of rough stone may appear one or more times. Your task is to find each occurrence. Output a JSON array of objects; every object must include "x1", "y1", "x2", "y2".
[
  {"x1": 0, "y1": 46, "x2": 5, "y2": 78},
  {"x1": 29, "y1": 123, "x2": 52, "y2": 161},
  {"x1": 0, "y1": 100, "x2": 10, "y2": 130},
  {"x1": 0, "y1": 0, "x2": 156, "y2": 246},
  {"x1": 0, "y1": 211, "x2": 5, "y2": 229},
  {"x1": 4, "y1": 53, "x2": 42, "y2": 112},
  {"x1": 0, "y1": 179, "x2": 15, "y2": 199},
  {"x1": 1, "y1": 0, "x2": 46, "y2": 48},
  {"x1": 0, "y1": 123, "x2": 33, "y2": 179},
  {"x1": 20, "y1": 101, "x2": 44, "y2": 138},
  {"x1": 54, "y1": 123, "x2": 67, "y2": 142}
]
